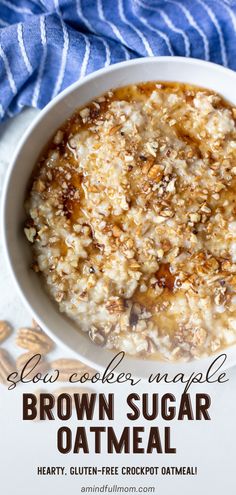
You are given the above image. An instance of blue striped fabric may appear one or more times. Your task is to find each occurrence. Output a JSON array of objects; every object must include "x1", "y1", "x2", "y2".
[{"x1": 0, "y1": 0, "x2": 236, "y2": 121}]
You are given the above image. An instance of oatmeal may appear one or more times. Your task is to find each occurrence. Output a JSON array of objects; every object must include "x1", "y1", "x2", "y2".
[{"x1": 24, "y1": 82, "x2": 236, "y2": 361}]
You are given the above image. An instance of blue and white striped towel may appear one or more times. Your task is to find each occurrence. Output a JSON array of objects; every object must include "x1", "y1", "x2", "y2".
[{"x1": 0, "y1": 0, "x2": 236, "y2": 121}]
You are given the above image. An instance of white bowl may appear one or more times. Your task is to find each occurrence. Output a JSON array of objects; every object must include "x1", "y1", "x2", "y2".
[{"x1": 2, "y1": 56, "x2": 236, "y2": 378}]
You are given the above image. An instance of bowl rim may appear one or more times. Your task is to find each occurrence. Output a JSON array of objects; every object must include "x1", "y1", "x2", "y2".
[{"x1": 2, "y1": 55, "x2": 236, "y2": 377}]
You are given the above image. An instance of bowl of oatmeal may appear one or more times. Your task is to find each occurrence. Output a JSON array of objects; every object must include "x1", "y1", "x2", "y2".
[{"x1": 2, "y1": 57, "x2": 236, "y2": 376}]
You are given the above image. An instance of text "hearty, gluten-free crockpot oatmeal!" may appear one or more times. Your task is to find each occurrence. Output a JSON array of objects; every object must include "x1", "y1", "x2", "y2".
[{"x1": 24, "y1": 82, "x2": 236, "y2": 361}]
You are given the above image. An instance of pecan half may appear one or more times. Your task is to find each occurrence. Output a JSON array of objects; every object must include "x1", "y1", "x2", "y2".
[
  {"x1": 50, "y1": 358, "x2": 94, "y2": 382},
  {"x1": 106, "y1": 297, "x2": 125, "y2": 314},
  {"x1": 0, "y1": 349, "x2": 15, "y2": 386},
  {"x1": 0, "y1": 321, "x2": 12, "y2": 343}
]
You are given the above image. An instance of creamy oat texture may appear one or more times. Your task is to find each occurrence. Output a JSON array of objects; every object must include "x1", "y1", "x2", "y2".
[{"x1": 25, "y1": 82, "x2": 236, "y2": 361}]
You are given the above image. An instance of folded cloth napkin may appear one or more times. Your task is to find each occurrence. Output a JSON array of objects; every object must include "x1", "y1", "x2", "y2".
[{"x1": 0, "y1": 0, "x2": 235, "y2": 121}]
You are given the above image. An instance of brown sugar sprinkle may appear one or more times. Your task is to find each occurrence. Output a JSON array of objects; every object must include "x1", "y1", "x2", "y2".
[{"x1": 24, "y1": 81, "x2": 236, "y2": 361}]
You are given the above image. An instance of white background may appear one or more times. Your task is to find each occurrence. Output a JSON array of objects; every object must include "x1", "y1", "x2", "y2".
[{"x1": 0, "y1": 110, "x2": 236, "y2": 495}]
